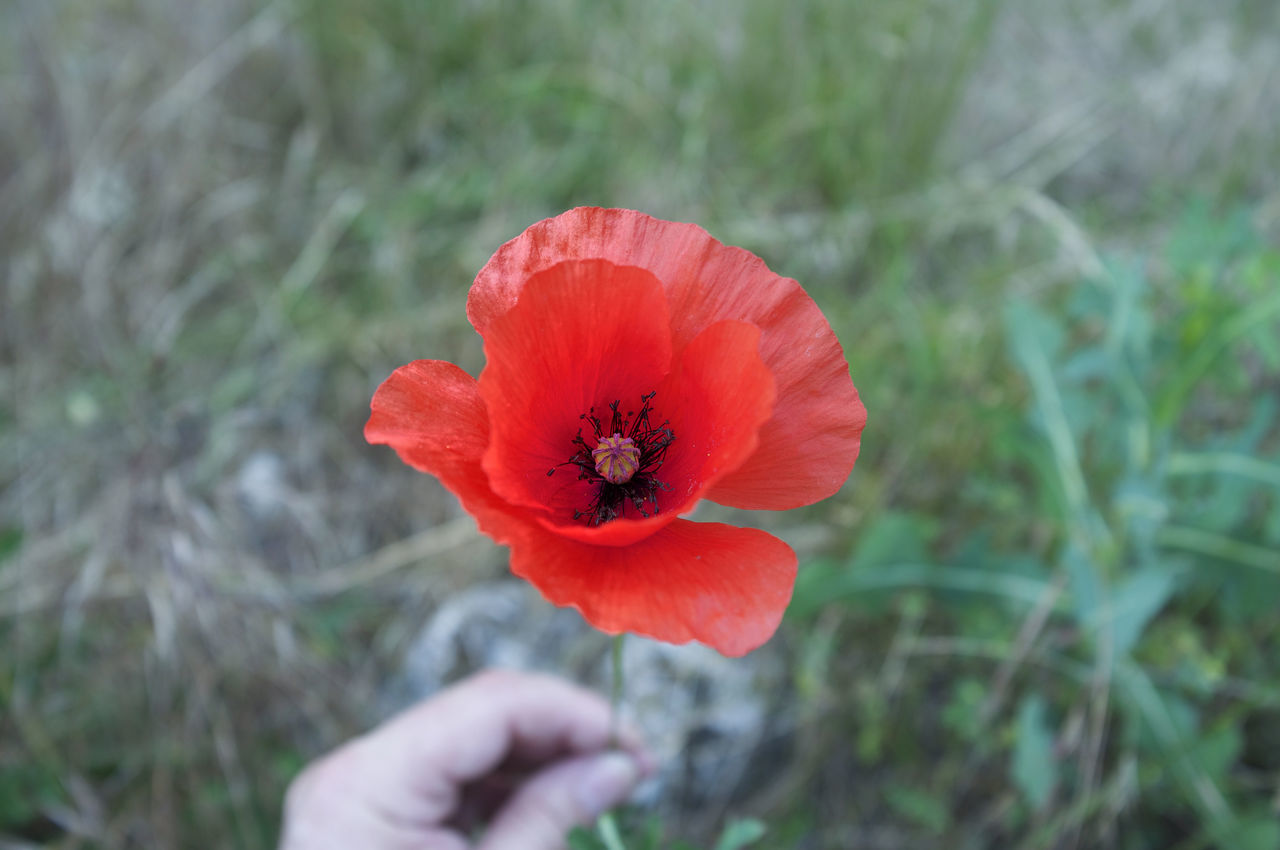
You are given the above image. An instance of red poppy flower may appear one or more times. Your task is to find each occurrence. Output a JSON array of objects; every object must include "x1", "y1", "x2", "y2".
[{"x1": 366, "y1": 208, "x2": 866, "y2": 656}]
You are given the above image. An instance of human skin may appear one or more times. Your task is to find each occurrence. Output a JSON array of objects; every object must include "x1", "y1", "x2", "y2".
[{"x1": 279, "y1": 669, "x2": 652, "y2": 850}]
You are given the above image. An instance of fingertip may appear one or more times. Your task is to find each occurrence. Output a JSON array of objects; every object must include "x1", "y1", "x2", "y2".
[
  {"x1": 572, "y1": 752, "x2": 643, "y2": 818},
  {"x1": 478, "y1": 752, "x2": 643, "y2": 850}
]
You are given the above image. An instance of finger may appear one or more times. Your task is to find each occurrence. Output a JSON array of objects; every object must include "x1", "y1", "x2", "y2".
[
  {"x1": 280, "y1": 758, "x2": 469, "y2": 850},
  {"x1": 477, "y1": 752, "x2": 642, "y2": 850},
  {"x1": 356, "y1": 669, "x2": 640, "y2": 823}
]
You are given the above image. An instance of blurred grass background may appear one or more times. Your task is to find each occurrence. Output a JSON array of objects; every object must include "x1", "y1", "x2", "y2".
[{"x1": 2, "y1": 0, "x2": 1280, "y2": 847}]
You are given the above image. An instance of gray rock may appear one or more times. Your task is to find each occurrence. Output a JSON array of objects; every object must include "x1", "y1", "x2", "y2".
[{"x1": 389, "y1": 580, "x2": 795, "y2": 821}]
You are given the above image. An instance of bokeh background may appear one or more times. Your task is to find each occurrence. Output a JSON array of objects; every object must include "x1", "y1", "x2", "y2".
[{"x1": 3, "y1": 0, "x2": 1280, "y2": 847}]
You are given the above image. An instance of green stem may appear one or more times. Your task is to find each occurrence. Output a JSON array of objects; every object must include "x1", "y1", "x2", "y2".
[
  {"x1": 593, "y1": 634, "x2": 629, "y2": 847},
  {"x1": 609, "y1": 632, "x2": 626, "y2": 748},
  {"x1": 596, "y1": 811, "x2": 627, "y2": 850}
]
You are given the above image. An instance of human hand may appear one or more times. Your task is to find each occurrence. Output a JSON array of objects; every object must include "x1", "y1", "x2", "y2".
[{"x1": 279, "y1": 669, "x2": 652, "y2": 850}]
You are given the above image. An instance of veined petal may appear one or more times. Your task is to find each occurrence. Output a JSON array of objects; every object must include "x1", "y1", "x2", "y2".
[
  {"x1": 468, "y1": 207, "x2": 865, "y2": 511},
  {"x1": 509, "y1": 519, "x2": 798, "y2": 657},
  {"x1": 706, "y1": 344, "x2": 866, "y2": 510},
  {"x1": 478, "y1": 259, "x2": 673, "y2": 521},
  {"x1": 363, "y1": 360, "x2": 523, "y2": 543},
  {"x1": 649, "y1": 319, "x2": 775, "y2": 509}
]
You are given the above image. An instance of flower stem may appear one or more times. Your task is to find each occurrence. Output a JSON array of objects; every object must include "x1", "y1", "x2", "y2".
[
  {"x1": 609, "y1": 632, "x2": 626, "y2": 748},
  {"x1": 597, "y1": 634, "x2": 629, "y2": 849},
  {"x1": 596, "y1": 811, "x2": 627, "y2": 850}
]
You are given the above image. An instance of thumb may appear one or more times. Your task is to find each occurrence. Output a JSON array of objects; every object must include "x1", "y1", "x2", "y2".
[{"x1": 477, "y1": 752, "x2": 641, "y2": 850}]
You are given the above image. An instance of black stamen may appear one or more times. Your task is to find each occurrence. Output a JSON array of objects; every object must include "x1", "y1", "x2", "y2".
[{"x1": 546, "y1": 391, "x2": 675, "y2": 526}]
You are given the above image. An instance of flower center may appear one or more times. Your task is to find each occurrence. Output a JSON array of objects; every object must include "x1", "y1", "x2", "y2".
[
  {"x1": 547, "y1": 392, "x2": 675, "y2": 526},
  {"x1": 591, "y1": 434, "x2": 640, "y2": 484}
]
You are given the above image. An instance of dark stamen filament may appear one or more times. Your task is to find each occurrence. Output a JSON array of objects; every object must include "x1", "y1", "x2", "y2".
[{"x1": 547, "y1": 391, "x2": 674, "y2": 526}]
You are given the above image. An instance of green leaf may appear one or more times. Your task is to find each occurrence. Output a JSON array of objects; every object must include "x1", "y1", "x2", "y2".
[
  {"x1": 1156, "y1": 268, "x2": 1280, "y2": 427},
  {"x1": 1157, "y1": 526, "x2": 1280, "y2": 577},
  {"x1": 0, "y1": 765, "x2": 62, "y2": 826},
  {"x1": 850, "y1": 511, "x2": 940, "y2": 568},
  {"x1": 1012, "y1": 694, "x2": 1057, "y2": 810},
  {"x1": 1118, "y1": 660, "x2": 1235, "y2": 831},
  {"x1": 790, "y1": 560, "x2": 1060, "y2": 621},
  {"x1": 884, "y1": 785, "x2": 950, "y2": 835},
  {"x1": 1193, "y1": 723, "x2": 1242, "y2": 782},
  {"x1": 942, "y1": 679, "x2": 988, "y2": 741},
  {"x1": 567, "y1": 827, "x2": 603, "y2": 850},
  {"x1": 713, "y1": 818, "x2": 766, "y2": 850},
  {"x1": 1166, "y1": 200, "x2": 1259, "y2": 274},
  {"x1": 1167, "y1": 450, "x2": 1280, "y2": 491},
  {"x1": 789, "y1": 512, "x2": 944, "y2": 618},
  {"x1": 1095, "y1": 567, "x2": 1179, "y2": 657},
  {"x1": 1006, "y1": 297, "x2": 1102, "y2": 545},
  {"x1": 1249, "y1": 320, "x2": 1280, "y2": 369},
  {"x1": 0, "y1": 526, "x2": 22, "y2": 565},
  {"x1": 1218, "y1": 816, "x2": 1280, "y2": 850},
  {"x1": 1062, "y1": 541, "x2": 1102, "y2": 629}
]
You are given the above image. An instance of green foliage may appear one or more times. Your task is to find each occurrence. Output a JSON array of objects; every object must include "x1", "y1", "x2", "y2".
[
  {"x1": 1012, "y1": 694, "x2": 1057, "y2": 810},
  {"x1": 0, "y1": 527, "x2": 21, "y2": 565},
  {"x1": 884, "y1": 784, "x2": 951, "y2": 835},
  {"x1": 796, "y1": 206, "x2": 1280, "y2": 845},
  {"x1": 568, "y1": 815, "x2": 765, "y2": 850}
]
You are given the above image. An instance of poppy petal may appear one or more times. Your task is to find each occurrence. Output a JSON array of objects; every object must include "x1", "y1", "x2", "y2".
[
  {"x1": 509, "y1": 519, "x2": 798, "y2": 657},
  {"x1": 478, "y1": 258, "x2": 674, "y2": 522},
  {"x1": 364, "y1": 360, "x2": 522, "y2": 543},
  {"x1": 468, "y1": 206, "x2": 864, "y2": 511},
  {"x1": 648, "y1": 319, "x2": 776, "y2": 511},
  {"x1": 706, "y1": 348, "x2": 866, "y2": 511}
]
